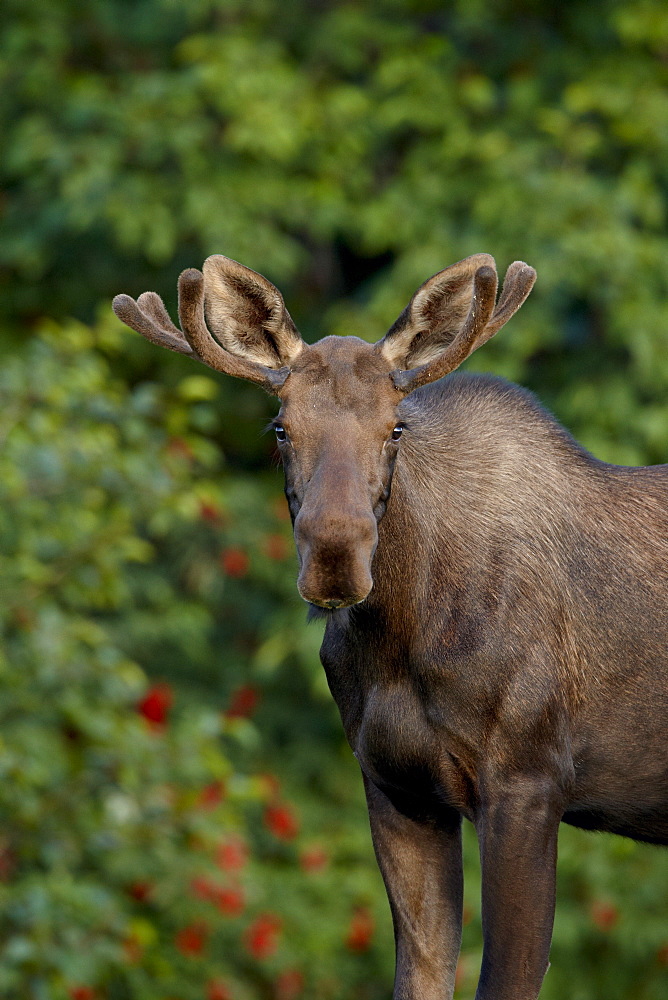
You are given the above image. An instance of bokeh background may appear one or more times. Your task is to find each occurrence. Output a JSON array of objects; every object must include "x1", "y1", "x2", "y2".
[{"x1": 2, "y1": 1, "x2": 668, "y2": 998}]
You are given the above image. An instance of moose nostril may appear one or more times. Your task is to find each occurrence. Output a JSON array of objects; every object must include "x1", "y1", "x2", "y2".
[{"x1": 321, "y1": 598, "x2": 347, "y2": 609}]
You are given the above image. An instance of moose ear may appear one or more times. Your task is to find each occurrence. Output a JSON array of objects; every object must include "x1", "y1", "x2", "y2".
[
  {"x1": 376, "y1": 255, "x2": 536, "y2": 393},
  {"x1": 202, "y1": 255, "x2": 303, "y2": 368}
]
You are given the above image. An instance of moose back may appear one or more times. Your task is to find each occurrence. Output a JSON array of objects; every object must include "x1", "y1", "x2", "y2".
[{"x1": 114, "y1": 254, "x2": 668, "y2": 1000}]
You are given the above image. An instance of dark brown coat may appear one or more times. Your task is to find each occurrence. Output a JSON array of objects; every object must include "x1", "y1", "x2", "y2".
[{"x1": 114, "y1": 254, "x2": 668, "y2": 1000}]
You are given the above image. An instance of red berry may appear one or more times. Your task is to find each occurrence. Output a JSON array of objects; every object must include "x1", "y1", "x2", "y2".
[
  {"x1": 263, "y1": 533, "x2": 290, "y2": 561},
  {"x1": 0, "y1": 845, "x2": 16, "y2": 882},
  {"x1": 264, "y1": 803, "x2": 300, "y2": 841},
  {"x1": 128, "y1": 880, "x2": 152, "y2": 902},
  {"x1": 199, "y1": 501, "x2": 221, "y2": 523},
  {"x1": 12, "y1": 606, "x2": 34, "y2": 630},
  {"x1": 207, "y1": 981, "x2": 232, "y2": 1000},
  {"x1": 216, "y1": 837, "x2": 248, "y2": 872},
  {"x1": 455, "y1": 956, "x2": 469, "y2": 990},
  {"x1": 244, "y1": 913, "x2": 282, "y2": 960},
  {"x1": 299, "y1": 847, "x2": 328, "y2": 873},
  {"x1": 345, "y1": 907, "x2": 374, "y2": 952},
  {"x1": 214, "y1": 885, "x2": 245, "y2": 917},
  {"x1": 175, "y1": 921, "x2": 208, "y2": 956},
  {"x1": 590, "y1": 900, "x2": 619, "y2": 931},
  {"x1": 226, "y1": 685, "x2": 259, "y2": 719},
  {"x1": 190, "y1": 875, "x2": 217, "y2": 902},
  {"x1": 123, "y1": 931, "x2": 143, "y2": 964},
  {"x1": 220, "y1": 547, "x2": 249, "y2": 578},
  {"x1": 272, "y1": 497, "x2": 291, "y2": 522},
  {"x1": 275, "y1": 968, "x2": 304, "y2": 999},
  {"x1": 137, "y1": 683, "x2": 173, "y2": 727},
  {"x1": 259, "y1": 773, "x2": 281, "y2": 797},
  {"x1": 167, "y1": 436, "x2": 194, "y2": 460},
  {"x1": 197, "y1": 781, "x2": 226, "y2": 809}
]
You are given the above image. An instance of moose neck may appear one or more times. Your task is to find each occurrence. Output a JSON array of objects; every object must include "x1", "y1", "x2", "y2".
[
  {"x1": 364, "y1": 444, "x2": 461, "y2": 639},
  {"x1": 361, "y1": 375, "x2": 580, "y2": 643}
]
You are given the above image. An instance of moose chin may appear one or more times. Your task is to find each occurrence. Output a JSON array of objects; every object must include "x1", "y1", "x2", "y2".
[{"x1": 114, "y1": 252, "x2": 668, "y2": 1000}]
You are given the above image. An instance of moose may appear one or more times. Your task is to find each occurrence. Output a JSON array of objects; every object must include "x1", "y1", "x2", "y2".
[{"x1": 113, "y1": 253, "x2": 668, "y2": 1000}]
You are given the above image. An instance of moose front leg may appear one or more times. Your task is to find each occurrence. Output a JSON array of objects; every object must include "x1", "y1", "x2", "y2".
[
  {"x1": 363, "y1": 775, "x2": 464, "y2": 1000},
  {"x1": 474, "y1": 775, "x2": 564, "y2": 1000}
]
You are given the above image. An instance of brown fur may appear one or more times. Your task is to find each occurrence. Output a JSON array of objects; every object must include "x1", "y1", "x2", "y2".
[
  {"x1": 113, "y1": 254, "x2": 668, "y2": 1000},
  {"x1": 202, "y1": 255, "x2": 303, "y2": 367}
]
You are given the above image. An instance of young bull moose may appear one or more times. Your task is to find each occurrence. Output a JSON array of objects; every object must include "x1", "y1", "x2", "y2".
[{"x1": 113, "y1": 254, "x2": 668, "y2": 1000}]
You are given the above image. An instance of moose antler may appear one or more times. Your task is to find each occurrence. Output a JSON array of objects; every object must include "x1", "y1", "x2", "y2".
[
  {"x1": 112, "y1": 264, "x2": 295, "y2": 393},
  {"x1": 479, "y1": 260, "x2": 537, "y2": 344},
  {"x1": 112, "y1": 288, "x2": 194, "y2": 356},
  {"x1": 382, "y1": 257, "x2": 536, "y2": 394}
]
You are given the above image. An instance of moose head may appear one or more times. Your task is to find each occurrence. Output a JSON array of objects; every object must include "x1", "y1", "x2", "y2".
[{"x1": 113, "y1": 254, "x2": 535, "y2": 609}]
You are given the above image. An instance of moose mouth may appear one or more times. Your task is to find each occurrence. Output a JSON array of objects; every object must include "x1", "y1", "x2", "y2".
[
  {"x1": 303, "y1": 592, "x2": 370, "y2": 610},
  {"x1": 296, "y1": 553, "x2": 374, "y2": 610},
  {"x1": 297, "y1": 574, "x2": 373, "y2": 610},
  {"x1": 315, "y1": 597, "x2": 350, "y2": 610}
]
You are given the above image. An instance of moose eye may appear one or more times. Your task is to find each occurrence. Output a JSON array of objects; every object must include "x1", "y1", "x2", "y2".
[
  {"x1": 274, "y1": 424, "x2": 287, "y2": 443},
  {"x1": 391, "y1": 424, "x2": 404, "y2": 442}
]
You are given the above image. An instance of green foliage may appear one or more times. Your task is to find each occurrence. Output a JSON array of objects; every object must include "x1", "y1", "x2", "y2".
[
  {"x1": 3, "y1": 0, "x2": 668, "y2": 462},
  {"x1": 2, "y1": 2, "x2": 668, "y2": 998},
  {"x1": 0, "y1": 328, "x2": 395, "y2": 999}
]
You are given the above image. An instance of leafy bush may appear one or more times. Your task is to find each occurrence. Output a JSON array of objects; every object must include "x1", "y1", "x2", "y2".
[
  {"x1": 0, "y1": 324, "x2": 395, "y2": 1000},
  {"x1": 3, "y1": 1, "x2": 668, "y2": 996},
  {"x1": 2, "y1": 312, "x2": 667, "y2": 1000}
]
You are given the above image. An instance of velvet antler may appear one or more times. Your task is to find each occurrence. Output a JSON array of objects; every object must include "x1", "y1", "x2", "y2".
[{"x1": 113, "y1": 257, "x2": 304, "y2": 394}]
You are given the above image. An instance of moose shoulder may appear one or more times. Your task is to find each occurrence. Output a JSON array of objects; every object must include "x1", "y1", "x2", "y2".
[{"x1": 114, "y1": 254, "x2": 668, "y2": 1000}]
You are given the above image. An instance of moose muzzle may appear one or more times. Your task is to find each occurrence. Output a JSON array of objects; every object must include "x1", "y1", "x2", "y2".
[{"x1": 294, "y1": 508, "x2": 378, "y2": 608}]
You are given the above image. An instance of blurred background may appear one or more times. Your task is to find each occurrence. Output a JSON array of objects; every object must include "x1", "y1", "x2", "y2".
[{"x1": 1, "y1": 1, "x2": 668, "y2": 998}]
